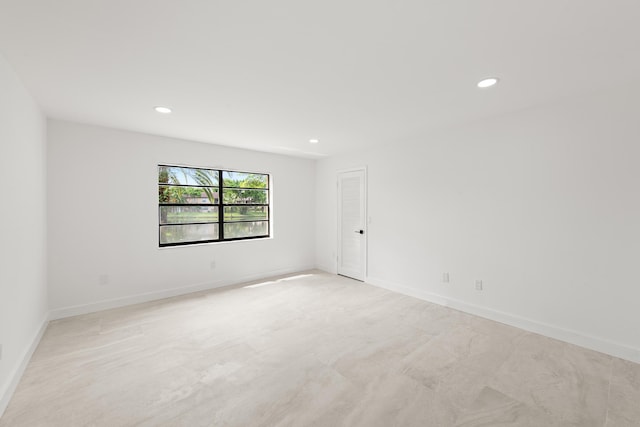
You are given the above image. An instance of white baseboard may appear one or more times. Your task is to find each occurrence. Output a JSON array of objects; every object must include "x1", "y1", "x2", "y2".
[
  {"x1": 49, "y1": 265, "x2": 315, "y2": 320},
  {"x1": 0, "y1": 313, "x2": 49, "y2": 419},
  {"x1": 366, "y1": 275, "x2": 640, "y2": 364}
]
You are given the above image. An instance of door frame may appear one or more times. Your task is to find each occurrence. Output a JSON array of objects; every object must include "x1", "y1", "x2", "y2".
[{"x1": 336, "y1": 166, "x2": 368, "y2": 281}]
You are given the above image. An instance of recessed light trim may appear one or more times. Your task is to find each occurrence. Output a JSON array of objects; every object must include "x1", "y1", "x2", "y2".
[
  {"x1": 309, "y1": 138, "x2": 319, "y2": 144},
  {"x1": 477, "y1": 78, "x2": 499, "y2": 88},
  {"x1": 154, "y1": 106, "x2": 172, "y2": 114}
]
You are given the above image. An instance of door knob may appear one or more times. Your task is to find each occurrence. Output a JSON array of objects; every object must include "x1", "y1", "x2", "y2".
[{"x1": 354, "y1": 230, "x2": 364, "y2": 234}]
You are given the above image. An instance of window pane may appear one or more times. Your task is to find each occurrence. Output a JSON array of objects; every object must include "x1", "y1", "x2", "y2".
[
  {"x1": 160, "y1": 223, "x2": 219, "y2": 244},
  {"x1": 158, "y1": 166, "x2": 219, "y2": 186},
  {"x1": 222, "y1": 171, "x2": 268, "y2": 188},
  {"x1": 224, "y1": 221, "x2": 268, "y2": 239},
  {"x1": 223, "y1": 189, "x2": 268, "y2": 204},
  {"x1": 160, "y1": 206, "x2": 218, "y2": 224},
  {"x1": 223, "y1": 206, "x2": 268, "y2": 222},
  {"x1": 159, "y1": 186, "x2": 219, "y2": 204}
]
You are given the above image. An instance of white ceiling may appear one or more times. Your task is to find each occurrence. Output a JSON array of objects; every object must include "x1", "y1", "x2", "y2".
[{"x1": 1, "y1": 1, "x2": 639, "y2": 158}]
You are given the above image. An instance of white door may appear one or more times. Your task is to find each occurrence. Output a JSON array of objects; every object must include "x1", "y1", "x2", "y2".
[{"x1": 337, "y1": 169, "x2": 366, "y2": 281}]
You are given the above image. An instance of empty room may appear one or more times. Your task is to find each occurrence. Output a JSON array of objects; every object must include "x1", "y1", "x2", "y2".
[{"x1": 1, "y1": 1, "x2": 639, "y2": 426}]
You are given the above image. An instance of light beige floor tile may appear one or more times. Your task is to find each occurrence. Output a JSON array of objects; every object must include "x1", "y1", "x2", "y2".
[
  {"x1": 455, "y1": 386, "x2": 563, "y2": 426},
  {"x1": 487, "y1": 333, "x2": 612, "y2": 426},
  {"x1": 605, "y1": 411, "x2": 640, "y2": 427},
  {"x1": 607, "y1": 358, "x2": 640, "y2": 424}
]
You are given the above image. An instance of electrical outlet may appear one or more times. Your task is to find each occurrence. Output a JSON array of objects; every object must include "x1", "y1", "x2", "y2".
[
  {"x1": 98, "y1": 274, "x2": 109, "y2": 286},
  {"x1": 210, "y1": 260, "x2": 217, "y2": 270},
  {"x1": 475, "y1": 280, "x2": 483, "y2": 291},
  {"x1": 442, "y1": 273, "x2": 450, "y2": 283}
]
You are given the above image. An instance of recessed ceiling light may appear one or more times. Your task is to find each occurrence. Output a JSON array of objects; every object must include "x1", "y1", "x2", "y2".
[
  {"x1": 309, "y1": 138, "x2": 319, "y2": 144},
  {"x1": 477, "y1": 78, "x2": 499, "y2": 88},
  {"x1": 154, "y1": 106, "x2": 172, "y2": 114}
]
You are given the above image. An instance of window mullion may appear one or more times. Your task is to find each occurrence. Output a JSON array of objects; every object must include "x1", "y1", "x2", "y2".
[{"x1": 219, "y1": 169, "x2": 224, "y2": 241}]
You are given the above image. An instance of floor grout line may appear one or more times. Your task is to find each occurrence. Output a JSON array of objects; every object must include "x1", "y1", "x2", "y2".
[{"x1": 603, "y1": 356, "x2": 615, "y2": 427}]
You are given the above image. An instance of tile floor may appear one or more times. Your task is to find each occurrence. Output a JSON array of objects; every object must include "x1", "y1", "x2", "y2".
[{"x1": 1, "y1": 271, "x2": 638, "y2": 426}]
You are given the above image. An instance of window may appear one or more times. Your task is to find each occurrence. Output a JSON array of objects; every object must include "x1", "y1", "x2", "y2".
[{"x1": 158, "y1": 165, "x2": 269, "y2": 246}]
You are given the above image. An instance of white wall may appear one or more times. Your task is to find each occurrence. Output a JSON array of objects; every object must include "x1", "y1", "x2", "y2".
[
  {"x1": 48, "y1": 120, "x2": 316, "y2": 316},
  {"x1": 0, "y1": 54, "x2": 48, "y2": 414},
  {"x1": 316, "y1": 85, "x2": 640, "y2": 362}
]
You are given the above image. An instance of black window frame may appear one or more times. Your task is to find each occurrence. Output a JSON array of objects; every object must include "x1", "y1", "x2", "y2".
[{"x1": 158, "y1": 164, "x2": 270, "y2": 247}]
